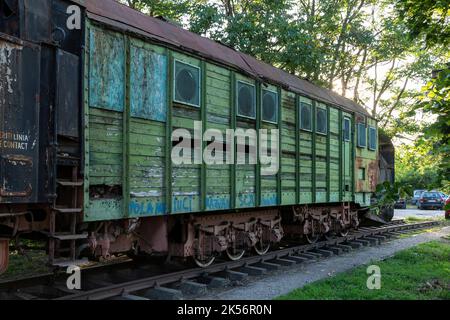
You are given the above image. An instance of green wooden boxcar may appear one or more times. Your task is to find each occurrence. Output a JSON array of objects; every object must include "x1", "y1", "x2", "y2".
[
  {"x1": 83, "y1": 18, "x2": 379, "y2": 223},
  {"x1": 0, "y1": 0, "x2": 384, "y2": 273}
]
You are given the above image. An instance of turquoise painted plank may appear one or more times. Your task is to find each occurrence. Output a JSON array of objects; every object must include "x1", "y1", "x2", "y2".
[
  {"x1": 130, "y1": 46, "x2": 168, "y2": 122},
  {"x1": 89, "y1": 27, "x2": 125, "y2": 111}
]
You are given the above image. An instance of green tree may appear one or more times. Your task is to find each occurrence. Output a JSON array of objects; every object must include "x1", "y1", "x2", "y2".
[
  {"x1": 415, "y1": 65, "x2": 450, "y2": 192},
  {"x1": 119, "y1": 0, "x2": 203, "y2": 21},
  {"x1": 394, "y1": 0, "x2": 450, "y2": 48},
  {"x1": 395, "y1": 141, "x2": 444, "y2": 191},
  {"x1": 119, "y1": 0, "x2": 448, "y2": 193}
]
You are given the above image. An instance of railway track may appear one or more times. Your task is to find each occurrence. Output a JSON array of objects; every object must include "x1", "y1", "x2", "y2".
[{"x1": 0, "y1": 220, "x2": 439, "y2": 300}]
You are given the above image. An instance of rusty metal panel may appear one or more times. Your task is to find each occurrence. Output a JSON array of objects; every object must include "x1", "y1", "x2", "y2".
[
  {"x1": 356, "y1": 157, "x2": 379, "y2": 193},
  {"x1": 89, "y1": 26, "x2": 125, "y2": 112},
  {"x1": 0, "y1": 34, "x2": 40, "y2": 203},
  {"x1": 130, "y1": 45, "x2": 167, "y2": 122},
  {"x1": 85, "y1": 0, "x2": 370, "y2": 117},
  {"x1": 22, "y1": 0, "x2": 51, "y2": 43},
  {"x1": 0, "y1": 0, "x2": 20, "y2": 37},
  {"x1": 56, "y1": 49, "x2": 80, "y2": 137},
  {"x1": 51, "y1": 0, "x2": 84, "y2": 54}
]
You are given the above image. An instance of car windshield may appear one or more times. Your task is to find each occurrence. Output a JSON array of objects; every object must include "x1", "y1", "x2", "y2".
[
  {"x1": 422, "y1": 192, "x2": 440, "y2": 199},
  {"x1": 414, "y1": 191, "x2": 424, "y2": 197}
]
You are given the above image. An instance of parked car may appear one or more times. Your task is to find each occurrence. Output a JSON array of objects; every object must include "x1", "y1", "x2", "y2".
[
  {"x1": 445, "y1": 198, "x2": 450, "y2": 219},
  {"x1": 418, "y1": 191, "x2": 445, "y2": 210},
  {"x1": 439, "y1": 192, "x2": 448, "y2": 201},
  {"x1": 411, "y1": 190, "x2": 425, "y2": 205},
  {"x1": 394, "y1": 198, "x2": 407, "y2": 209}
]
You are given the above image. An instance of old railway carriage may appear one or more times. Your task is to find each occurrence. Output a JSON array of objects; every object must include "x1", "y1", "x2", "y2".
[{"x1": 0, "y1": 0, "x2": 380, "y2": 271}]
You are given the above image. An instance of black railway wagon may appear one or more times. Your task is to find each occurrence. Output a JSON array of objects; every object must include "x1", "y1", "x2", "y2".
[{"x1": 0, "y1": 0, "x2": 382, "y2": 272}]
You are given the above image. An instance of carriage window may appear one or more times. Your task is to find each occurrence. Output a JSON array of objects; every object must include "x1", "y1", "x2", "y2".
[
  {"x1": 262, "y1": 89, "x2": 278, "y2": 123},
  {"x1": 357, "y1": 123, "x2": 367, "y2": 148},
  {"x1": 174, "y1": 60, "x2": 201, "y2": 107},
  {"x1": 316, "y1": 107, "x2": 327, "y2": 135},
  {"x1": 237, "y1": 81, "x2": 256, "y2": 119},
  {"x1": 300, "y1": 102, "x2": 312, "y2": 131},
  {"x1": 343, "y1": 118, "x2": 351, "y2": 141},
  {"x1": 369, "y1": 126, "x2": 377, "y2": 151}
]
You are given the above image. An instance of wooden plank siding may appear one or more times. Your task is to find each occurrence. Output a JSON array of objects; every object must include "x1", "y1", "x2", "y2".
[
  {"x1": 205, "y1": 63, "x2": 232, "y2": 211},
  {"x1": 83, "y1": 18, "x2": 376, "y2": 221},
  {"x1": 280, "y1": 90, "x2": 297, "y2": 205}
]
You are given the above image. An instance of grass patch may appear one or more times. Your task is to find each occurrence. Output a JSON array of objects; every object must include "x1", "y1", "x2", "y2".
[
  {"x1": 404, "y1": 216, "x2": 445, "y2": 223},
  {"x1": 397, "y1": 227, "x2": 443, "y2": 239},
  {"x1": 0, "y1": 242, "x2": 51, "y2": 282},
  {"x1": 277, "y1": 241, "x2": 450, "y2": 300}
]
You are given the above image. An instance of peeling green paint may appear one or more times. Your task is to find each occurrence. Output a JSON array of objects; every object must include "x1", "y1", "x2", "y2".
[
  {"x1": 130, "y1": 45, "x2": 167, "y2": 122},
  {"x1": 83, "y1": 19, "x2": 378, "y2": 222},
  {"x1": 89, "y1": 26, "x2": 125, "y2": 111}
]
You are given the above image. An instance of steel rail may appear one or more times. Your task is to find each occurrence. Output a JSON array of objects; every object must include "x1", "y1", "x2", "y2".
[{"x1": 56, "y1": 221, "x2": 439, "y2": 300}]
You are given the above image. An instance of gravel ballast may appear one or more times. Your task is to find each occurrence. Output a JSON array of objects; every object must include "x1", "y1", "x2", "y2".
[{"x1": 203, "y1": 226, "x2": 450, "y2": 300}]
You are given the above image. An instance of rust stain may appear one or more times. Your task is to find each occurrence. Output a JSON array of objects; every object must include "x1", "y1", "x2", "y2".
[
  {"x1": 356, "y1": 157, "x2": 378, "y2": 192},
  {"x1": 3, "y1": 154, "x2": 33, "y2": 166},
  {"x1": 368, "y1": 159, "x2": 379, "y2": 192},
  {"x1": 0, "y1": 184, "x2": 32, "y2": 198}
]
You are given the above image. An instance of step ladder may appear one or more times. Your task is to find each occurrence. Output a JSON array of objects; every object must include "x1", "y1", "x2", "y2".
[{"x1": 48, "y1": 165, "x2": 88, "y2": 267}]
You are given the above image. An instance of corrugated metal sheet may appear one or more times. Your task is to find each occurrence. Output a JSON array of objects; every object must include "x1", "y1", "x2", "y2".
[{"x1": 84, "y1": 0, "x2": 370, "y2": 117}]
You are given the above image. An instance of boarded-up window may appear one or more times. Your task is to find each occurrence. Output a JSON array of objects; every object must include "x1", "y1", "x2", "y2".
[
  {"x1": 300, "y1": 102, "x2": 312, "y2": 131},
  {"x1": 369, "y1": 126, "x2": 377, "y2": 150},
  {"x1": 357, "y1": 123, "x2": 367, "y2": 148},
  {"x1": 237, "y1": 81, "x2": 256, "y2": 119},
  {"x1": 358, "y1": 167, "x2": 366, "y2": 180},
  {"x1": 89, "y1": 27, "x2": 125, "y2": 111},
  {"x1": 316, "y1": 107, "x2": 327, "y2": 135},
  {"x1": 130, "y1": 46, "x2": 167, "y2": 122},
  {"x1": 174, "y1": 60, "x2": 200, "y2": 107},
  {"x1": 262, "y1": 89, "x2": 278, "y2": 123},
  {"x1": 343, "y1": 118, "x2": 351, "y2": 141}
]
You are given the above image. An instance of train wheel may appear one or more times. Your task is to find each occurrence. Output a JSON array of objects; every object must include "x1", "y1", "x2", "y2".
[
  {"x1": 254, "y1": 240, "x2": 270, "y2": 256},
  {"x1": 305, "y1": 234, "x2": 319, "y2": 244},
  {"x1": 226, "y1": 247, "x2": 245, "y2": 261},
  {"x1": 194, "y1": 231, "x2": 215, "y2": 268},
  {"x1": 0, "y1": 239, "x2": 9, "y2": 275},
  {"x1": 339, "y1": 229, "x2": 349, "y2": 237},
  {"x1": 193, "y1": 255, "x2": 216, "y2": 268},
  {"x1": 324, "y1": 232, "x2": 335, "y2": 241}
]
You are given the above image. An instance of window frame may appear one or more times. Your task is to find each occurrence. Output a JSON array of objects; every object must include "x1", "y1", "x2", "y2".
[
  {"x1": 357, "y1": 123, "x2": 367, "y2": 148},
  {"x1": 358, "y1": 167, "x2": 366, "y2": 181},
  {"x1": 261, "y1": 88, "x2": 279, "y2": 124},
  {"x1": 173, "y1": 59, "x2": 201, "y2": 108},
  {"x1": 299, "y1": 101, "x2": 313, "y2": 132},
  {"x1": 315, "y1": 105, "x2": 328, "y2": 135},
  {"x1": 343, "y1": 117, "x2": 351, "y2": 142},
  {"x1": 236, "y1": 80, "x2": 257, "y2": 120},
  {"x1": 368, "y1": 126, "x2": 377, "y2": 151}
]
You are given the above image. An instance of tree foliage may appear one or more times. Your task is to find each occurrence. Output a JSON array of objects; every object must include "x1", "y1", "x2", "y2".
[
  {"x1": 415, "y1": 65, "x2": 450, "y2": 192},
  {"x1": 117, "y1": 0, "x2": 449, "y2": 191},
  {"x1": 394, "y1": 0, "x2": 450, "y2": 48},
  {"x1": 395, "y1": 140, "x2": 446, "y2": 193}
]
